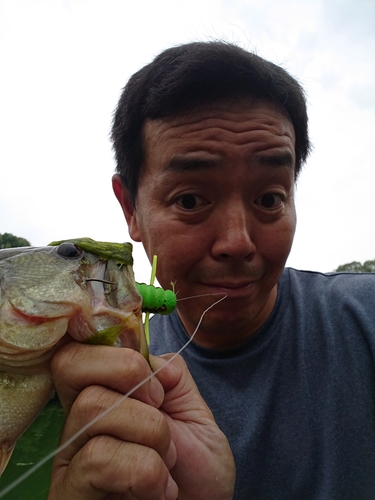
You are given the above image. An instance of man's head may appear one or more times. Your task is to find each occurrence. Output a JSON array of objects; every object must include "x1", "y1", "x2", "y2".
[
  {"x1": 111, "y1": 41, "x2": 311, "y2": 206},
  {"x1": 111, "y1": 42, "x2": 309, "y2": 347}
]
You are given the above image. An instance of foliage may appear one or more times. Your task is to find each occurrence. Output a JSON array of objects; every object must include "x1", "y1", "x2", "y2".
[
  {"x1": 334, "y1": 259, "x2": 375, "y2": 273},
  {"x1": 0, "y1": 398, "x2": 64, "y2": 499},
  {"x1": 0, "y1": 232, "x2": 31, "y2": 249}
]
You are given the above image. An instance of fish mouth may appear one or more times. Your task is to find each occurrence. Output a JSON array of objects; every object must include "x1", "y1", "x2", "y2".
[
  {"x1": 80, "y1": 259, "x2": 142, "y2": 326},
  {"x1": 0, "y1": 300, "x2": 70, "y2": 355},
  {"x1": 81, "y1": 306, "x2": 147, "y2": 358},
  {"x1": 81, "y1": 260, "x2": 141, "y2": 310},
  {"x1": 70, "y1": 259, "x2": 147, "y2": 356}
]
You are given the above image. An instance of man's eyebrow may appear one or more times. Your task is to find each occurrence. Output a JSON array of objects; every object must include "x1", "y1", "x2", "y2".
[
  {"x1": 163, "y1": 152, "x2": 294, "y2": 172},
  {"x1": 255, "y1": 152, "x2": 295, "y2": 168},
  {"x1": 164, "y1": 155, "x2": 224, "y2": 172}
]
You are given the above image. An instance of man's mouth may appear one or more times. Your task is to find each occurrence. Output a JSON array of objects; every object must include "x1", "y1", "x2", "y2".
[
  {"x1": 199, "y1": 280, "x2": 257, "y2": 299},
  {"x1": 204, "y1": 281, "x2": 254, "y2": 289}
]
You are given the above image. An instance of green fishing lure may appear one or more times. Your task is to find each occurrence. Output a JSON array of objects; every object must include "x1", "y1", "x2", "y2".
[{"x1": 136, "y1": 283, "x2": 177, "y2": 315}]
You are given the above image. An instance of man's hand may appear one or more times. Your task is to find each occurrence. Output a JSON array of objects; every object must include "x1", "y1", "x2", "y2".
[
  {"x1": 152, "y1": 354, "x2": 235, "y2": 499},
  {"x1": 48, "y1": 342, "x2": 235, "y2": 499}
]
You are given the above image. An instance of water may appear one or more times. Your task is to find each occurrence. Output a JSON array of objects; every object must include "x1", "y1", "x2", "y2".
[{"x1": 0, "y1": 395, "x2": 65, "y2": 499}]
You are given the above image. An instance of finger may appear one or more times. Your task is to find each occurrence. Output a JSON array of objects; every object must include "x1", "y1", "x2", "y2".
[
  {"x1": 50, "y1": 436, "x2": 179, "y2": 500},
  {"x1": 51, "y1": 341, "x2": 164, "y2": 413},
  {"x1": 58, "y1": 384, "x2": 173, "y2": 466}
]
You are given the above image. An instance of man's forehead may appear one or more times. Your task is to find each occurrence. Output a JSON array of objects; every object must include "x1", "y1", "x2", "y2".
[
  {"x1": 139, "y1": 98, "x2": 297, "y2": 184},
  {"x1": 143, "y1": 97, "x2": 295, "y2": 142}
]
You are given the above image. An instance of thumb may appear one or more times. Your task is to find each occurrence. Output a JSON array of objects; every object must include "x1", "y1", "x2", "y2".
[
  {"x1": 149, "y1": 354, "x2": 214, "y2": 421},
  {"x1": 149, "y1": 355, "x2": 236, "y2": 500}
]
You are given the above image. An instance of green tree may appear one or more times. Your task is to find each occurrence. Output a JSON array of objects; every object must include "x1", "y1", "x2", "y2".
[
  {"x1": 0, "y1": 232, "x2": 31, "y2": 249},
  {"x1": 334, "y1": 259, "x2": 375, "y2": 273}
]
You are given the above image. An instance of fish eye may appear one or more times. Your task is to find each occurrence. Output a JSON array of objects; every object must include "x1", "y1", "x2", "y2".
[{"x1": 56, "y1": 243, "x2": 83, "y2": 259}]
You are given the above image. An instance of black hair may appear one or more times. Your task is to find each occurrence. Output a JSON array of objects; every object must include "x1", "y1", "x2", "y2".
[{"x1": 112, "y1": 41, "x2": 311, "y2": 204}]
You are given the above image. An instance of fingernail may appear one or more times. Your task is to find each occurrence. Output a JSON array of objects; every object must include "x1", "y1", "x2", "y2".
[
  {"x1": 150, "y1": 375, "x2": 164, "y2": 406},
  {"x1": 165, "y1": 475, "x2": 178, "y2": 500},
  {"x1": 165, "y1": 440, "x2": 177, "y2": 470}
]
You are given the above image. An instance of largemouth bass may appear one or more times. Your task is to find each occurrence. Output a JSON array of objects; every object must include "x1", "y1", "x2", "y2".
[{"x1": 0, "y1": 238, "x2": 150, "y2": 476}]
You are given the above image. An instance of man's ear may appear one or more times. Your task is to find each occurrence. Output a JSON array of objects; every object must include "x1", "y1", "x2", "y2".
[{"x1": 112, "y1": 174, "x2": 141, "y2": 242}]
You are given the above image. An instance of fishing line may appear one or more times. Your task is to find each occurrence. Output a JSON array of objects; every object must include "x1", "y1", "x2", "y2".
[
  {"x1": 177, "y1": 293, "x2": 227, "y2": 301},
  {"x1": 0, "y1": 293, "x2": 227, "y2": 498}
]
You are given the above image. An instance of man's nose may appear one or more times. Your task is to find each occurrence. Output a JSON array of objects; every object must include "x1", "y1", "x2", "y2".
[{"x1": 210, "y1": 202, "x2": 256, "y2": 260}]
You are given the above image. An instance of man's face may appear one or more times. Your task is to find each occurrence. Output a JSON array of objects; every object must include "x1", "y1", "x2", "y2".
[{"x1": 114, "y1": 98, "x2": 296, "y2": 349}]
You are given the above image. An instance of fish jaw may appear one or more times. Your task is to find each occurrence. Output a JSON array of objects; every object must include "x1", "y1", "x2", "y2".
[
  {"x1": 0, "y1": 300, "x2": 69, "y2": 357},
  {"x1": 82, "y1": 310, "x2": 148, "y2": 359},
  {"x1": 67, "y1": 259, "x2": 147, "y2": 356}
]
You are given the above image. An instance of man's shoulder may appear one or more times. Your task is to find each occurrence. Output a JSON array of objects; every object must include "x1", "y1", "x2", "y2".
[
  {"x1": 283, "y1": 267, "x2": 375, "y2": 295},
  {"x1": 281, "y1": 267, "x2": 375, "y2": 329}
]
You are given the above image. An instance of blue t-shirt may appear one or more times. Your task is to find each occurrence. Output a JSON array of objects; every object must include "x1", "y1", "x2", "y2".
[{"x1": 149, "y1": 268, "x2": 375, "y2": 499}]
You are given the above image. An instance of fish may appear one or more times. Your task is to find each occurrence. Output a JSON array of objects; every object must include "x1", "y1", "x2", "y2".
[{"x1": 0, "y1": 238, "x2": 149, "y2": 476}]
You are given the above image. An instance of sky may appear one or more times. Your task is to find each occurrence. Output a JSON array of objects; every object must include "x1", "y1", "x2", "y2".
[{"x1": 1, "y1": 0, "x2": 374, "y2": 285}]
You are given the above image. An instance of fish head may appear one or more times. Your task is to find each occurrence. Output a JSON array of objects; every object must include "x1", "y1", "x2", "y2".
[{"x1": 0, "y1": 240, "x2": 146, "y2": 362}]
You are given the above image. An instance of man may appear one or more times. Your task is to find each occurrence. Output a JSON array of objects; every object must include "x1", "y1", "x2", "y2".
[{"x1": 49, "y1": 42, "x2": 375, "y2": 499}]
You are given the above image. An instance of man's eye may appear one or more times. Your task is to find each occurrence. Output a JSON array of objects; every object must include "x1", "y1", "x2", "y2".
[
  {"x1": 176, "y1": 194, "x2": 201, "y2": 209},
  {"x1": 257, "y1": 193, "x2": 283, "y2": 209}
]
